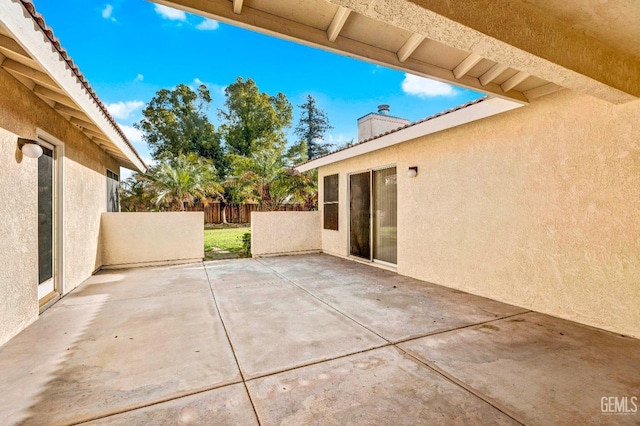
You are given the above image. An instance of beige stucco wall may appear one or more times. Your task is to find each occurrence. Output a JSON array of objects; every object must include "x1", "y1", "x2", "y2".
[
  {"x1": 251, "y1": 211, "x2": 322, "y2": 257},
  {"x1": 101, "y1": 212, "x2": 204, "y2": 268},
  {"x1": 0, "y1": 68, "x2": 121, "y2": 346},
  {"x1": 319, "y1": 89, "x2": 640, "y2": 338}
]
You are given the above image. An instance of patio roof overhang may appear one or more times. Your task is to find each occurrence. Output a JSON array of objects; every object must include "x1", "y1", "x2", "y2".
[
  {"x1": 295, "y1": 96, "x2": 523, "y2": 172},
  {"x1": 0, "y1": 0, "x2": 147, "y2": 173},
  {"x1": 158, "y1": 0, "x2": 639, "y2": 105}
]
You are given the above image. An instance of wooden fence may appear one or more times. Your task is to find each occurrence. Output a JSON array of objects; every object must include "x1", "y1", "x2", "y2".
[{"x1": 185, "y1": 202, "x2": 307, "y2": 224}]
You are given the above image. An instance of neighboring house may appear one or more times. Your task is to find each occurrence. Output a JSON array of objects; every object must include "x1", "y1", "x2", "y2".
[
  {"x1": 0, "y1": 0, "x2": 146, "y2": 345},
  {"x1": 297, "y1": 89, "x2": 640, "y2": 339}
]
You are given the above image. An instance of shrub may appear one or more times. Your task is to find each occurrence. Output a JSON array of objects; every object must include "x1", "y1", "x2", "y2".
[{"x1": 240, "y1": 231, "x2": 251, "y2": 256}]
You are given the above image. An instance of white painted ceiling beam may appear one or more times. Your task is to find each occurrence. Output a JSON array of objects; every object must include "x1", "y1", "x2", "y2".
[
  {"x1": 523, "y1": 82, "x2": 562, "y2": 100},
  {"x1": 2, "y1": 58, "x2": 58, "y2": 89},
  {"x1": 0, "y1": 33, "x2": 29, "y2": 58},
  {"x1": 156, "y1": 0, "x2": 528, "y2": 103},
  {"x1": 501, "y1": 71, "x2": 530, "y2": 93},
  {"x1": 232, "y1": 0, "x2": 243, "y2": 14},
  {"x1": 54, "y1": 103, "x2": 90, "y2": 121},
  {"x1": 396, "y1": 33, "x2": 424, "y2": 63},
  {"x1": 453, "y1": 53, "x2": 482, "y2": 79},
  {"x1": 33, "y1": 85, "x2": 78, "y2": 108},
  {"x1": 327, "y1": 6, "x2": 351, "y2": 42},
  {"x1": 479, "y1": 63, "x2": 508, "y2": 86}
]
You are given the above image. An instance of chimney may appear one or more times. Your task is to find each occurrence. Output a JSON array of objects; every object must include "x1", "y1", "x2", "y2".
[{"x1": 357, "y1": 105, "x2": 410, "y2": 142}]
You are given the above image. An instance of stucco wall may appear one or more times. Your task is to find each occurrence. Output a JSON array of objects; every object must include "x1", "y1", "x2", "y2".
[
  {"x1": 251, "y1": 211, "x2": 322, "y2": 257},
  {"x1": 0, "y1": 68, "x2": 121, "y2": 346},
  {"x1": 319, "y1": 89, "x2": 640, "y2": 338},
  {"x1": 101, "y1": 212, "x2": 204, "y2": 268}
]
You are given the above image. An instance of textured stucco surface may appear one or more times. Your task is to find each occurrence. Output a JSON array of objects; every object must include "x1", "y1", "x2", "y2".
[
  {"x1": 101, "y1": 212, "x2": 204, "y2": 267},
  {"x1": 251, "y1": 211, "x2": 321, "y2": 256},
  {"x1": 0, "y1": 68, "x2": 120, "y2": 346},
  {"x1": 327, "y1": 0, "x2": 638, "y2": 103},
  {"x1": 319, "y1": 89, "x2": 640, "y2": 338}
]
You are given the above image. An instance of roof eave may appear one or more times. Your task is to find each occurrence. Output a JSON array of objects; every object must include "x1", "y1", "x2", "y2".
[
  {"x1": 296, "y1": 97, "x2": 524, "y2": 172},
  {"x1": 1, "y1": 0, "x2": 147, "y2": 173}
]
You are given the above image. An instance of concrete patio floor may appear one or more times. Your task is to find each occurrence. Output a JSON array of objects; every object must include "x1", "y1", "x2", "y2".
[{"x1": 0, "y1": 254, "x2": 638, "y2": 425}]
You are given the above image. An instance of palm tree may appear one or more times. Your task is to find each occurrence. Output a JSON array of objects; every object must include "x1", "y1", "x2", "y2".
[
  {"x1": 146, "y1": 153, "x2": 224, "y2": 211},
  {"x1": 229, "y1": 147, "x2": 293, "y2": 211}
]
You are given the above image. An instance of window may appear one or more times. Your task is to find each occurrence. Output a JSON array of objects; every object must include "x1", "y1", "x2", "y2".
[
  {"x1": 323, "y1": 174, "x2": 339, "y2": 230},
  {"x1": 106, "y1": 169, "x2": 120, "y2": 212}
]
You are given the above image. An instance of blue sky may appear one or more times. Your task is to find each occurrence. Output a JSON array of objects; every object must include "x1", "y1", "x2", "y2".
[{"x1": 36, "y1": 0, "x2": 482, "y2": 171}]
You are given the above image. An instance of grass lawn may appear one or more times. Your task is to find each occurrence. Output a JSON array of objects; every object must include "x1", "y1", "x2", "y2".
[{"x1": 204, "y1": 227, "x2": 250, "y2": 253}]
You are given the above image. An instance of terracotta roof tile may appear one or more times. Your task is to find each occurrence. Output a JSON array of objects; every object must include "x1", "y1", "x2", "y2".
[{"x1": 19, "y1": 0, "x2": 145, "y2": 168}]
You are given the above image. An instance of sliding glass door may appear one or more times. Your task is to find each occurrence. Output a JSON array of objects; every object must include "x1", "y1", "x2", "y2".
[
  {"x1": 373, "y1": 167, "x2": 397, "y2": 264},
  {"x1": 349, "y1": 166, "x2": 397, "y2": 265},
  {"x1": 349, "y1": 171, "x2": 371, "y2": 260}
]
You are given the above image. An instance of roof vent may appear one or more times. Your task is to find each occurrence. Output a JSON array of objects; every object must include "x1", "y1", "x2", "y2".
[{"x1": 377, "y1": 104, "x2": 390, "y2": 115}]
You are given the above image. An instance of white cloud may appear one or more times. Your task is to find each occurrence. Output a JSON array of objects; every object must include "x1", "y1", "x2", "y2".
[
  {"x1": 101, "y1": 4, "x2": 115, "y2": 21},
  {"x1": 118, "y1": 124, "x2": 143, "y2": 144},
  {"x1": 134, "y1": 74, "x2": 144, "y2": 82},
  {"x1": 401, "y1": 74, "x2": 456, "y2": 98},
  {"x1": 154, "y1": 4, "x2": 187, "y2": 21},
  {"x1": 107, "y1": 101, "x2": 144, "y2": 120},
  {"x1": 196, "y1": 18, "x2": 219, "y2": 30},
  {"x1": 191, "y1": 78, "x2": 226, "y2": 96}
]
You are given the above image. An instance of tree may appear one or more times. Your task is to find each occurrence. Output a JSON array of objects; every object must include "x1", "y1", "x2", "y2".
[
  {"x1": 135, "y1": 84, "x2": 226, "y2": 176},
  {"x1": 146, "y1": 153, "x2": 223, "y2": 211},
  {"x1": 229, "y1": 139, "x2": 295, "y2": 211},
  {"x1": 218, "y1": 77, "x2": 293, "y2": 156},
  {"x1": 294, "y1": 95, "x2": 333, "y2": 159}
]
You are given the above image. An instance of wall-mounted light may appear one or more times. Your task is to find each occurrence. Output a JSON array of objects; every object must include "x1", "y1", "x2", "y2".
[
  {"x1": 407, "y1": 166, "x2": 418, "y2": 178},
  {"x1": 18, "y1": 138, "x2": 43, "y2": 159}
]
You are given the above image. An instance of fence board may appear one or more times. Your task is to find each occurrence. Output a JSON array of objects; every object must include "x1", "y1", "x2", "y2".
[{"x1": 185, "y1": 202, "x2": 307, "y2": 224}]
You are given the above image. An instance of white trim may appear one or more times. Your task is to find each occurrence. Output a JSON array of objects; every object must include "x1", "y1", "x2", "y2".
[
  {"x1": 297, "y1": 97, "x2": 524, "y2": 172},
  {"x1": 37, "y1": 129, "x2": 65, "y2": 297},
  {"x1": 0, "y1": 0, "x2": 146, "y2": 172}
]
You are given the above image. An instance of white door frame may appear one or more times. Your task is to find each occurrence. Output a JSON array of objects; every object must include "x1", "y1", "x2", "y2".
[{"x1": 37, "y1": 129, "x2": 65, "y2": 303}]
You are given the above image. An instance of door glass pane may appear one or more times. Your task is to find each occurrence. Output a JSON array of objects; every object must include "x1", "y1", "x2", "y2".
[
  {"x1": 38, "y1": 146, "x2": 54, "y2": 285},
  {"x1": 373, "y1": 167, "x2": 397, "y2": 264},
  {"x1": 349, "y1": 172, "x2": 371, "y2": 260}
]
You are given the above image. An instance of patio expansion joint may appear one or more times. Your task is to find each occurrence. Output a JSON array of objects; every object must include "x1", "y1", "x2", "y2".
[
  {"x1": 256, "y1": 258, "x2": 527, "y2": 426},
  {"x1": 202, "y1": 262, "x2": 263, "y2": 426}
]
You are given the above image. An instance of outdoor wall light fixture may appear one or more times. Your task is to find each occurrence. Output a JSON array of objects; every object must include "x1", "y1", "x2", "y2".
[
  {"x1": 18, "y1": 138, "x2": 43, "y2": 159},
  {"x1": 407, "y1": 166, "x2": 418, "y2": 178}
]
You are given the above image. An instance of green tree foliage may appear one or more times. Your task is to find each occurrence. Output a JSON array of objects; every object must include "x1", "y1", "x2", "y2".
[
  {"x1": 294, "y1": 95, "x2": 333, "y2": 160},
  {"x1": 218, "y1": 77, "x2": 293, "y2": 156},
  {"x1": 145, "y1": 153, "x2": 224, "y2": 211},
  {"x1": 135, "y1": 84, "x2": 226, "y2": 176}
]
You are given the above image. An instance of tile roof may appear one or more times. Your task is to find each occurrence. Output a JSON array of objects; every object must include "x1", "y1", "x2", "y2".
[
  {"x1": 19, "y1": 0, "x2": 145, "y2": 167},
  {"x1": 296, "y1": 96, "x2": 487, "y2": 168}
]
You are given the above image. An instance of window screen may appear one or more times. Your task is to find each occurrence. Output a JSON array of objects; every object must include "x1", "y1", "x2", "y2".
[
  {"x1": 107, "y1": 169, "x2": 120, "y2": 212},
  {"x1": 323, "y1": 174, "x2": 339, "y2": 230}
]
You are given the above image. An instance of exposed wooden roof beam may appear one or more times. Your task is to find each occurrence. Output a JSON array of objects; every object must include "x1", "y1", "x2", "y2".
[
  {"x1": 54, "y1": 103, "x2": 90, "y2": 121},
  {"x1": 479, "y1": 63, "x2": 508, "y2": 86},
  {"x1": 232, "y1": 0, "x2": 243, "y2": 14},
  {"x1": 0, "y1": 34, "x2": 29, "y2": 59},
  {"x1": 156, "y1": 0, "x2": 528, "y2": 103},
  {"x1": 2, "y1": 59, "x2": 58, "y2": 90},
  {"x1": 327, "y1": 6, "x2": 351, "y2": 42},
  {"x1": 70, "y1": 117, "x2": 103, "y2": 134},
  {"x1": 501, "y1": 71, "x2": 530, "y2": 93},
  {"x1": 396, "y1": 33, "x2": 425, "y2": 63},
  {"x1": 34, "y1": 85, "x2": 78, "y2": 108},
  {"x1": 453, "y1": 53, "x2": 482, "y2": 79},
  {"x1": 524, "y1": 82, "x2": 562, "y2": 100}
]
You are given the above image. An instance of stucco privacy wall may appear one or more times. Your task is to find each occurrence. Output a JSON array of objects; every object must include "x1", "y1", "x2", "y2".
[
  {"x1": 101, "y1": 212, "x2": 204, "y2": 268},
  {"x1": 319, "y1": 89, "x2": 640, "y2": 338},
  {"x1": 0, "y1": 68, "x2": 120, "y2": 346},
  {"x1": 251, "y1": 211, "x2": 321, "y2": 257}
]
